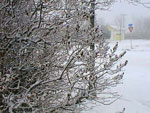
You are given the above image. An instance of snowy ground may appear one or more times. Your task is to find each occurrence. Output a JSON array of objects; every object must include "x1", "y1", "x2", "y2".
[{"x1": 82, "y1": 39, "x2": 150, "y2": 113}]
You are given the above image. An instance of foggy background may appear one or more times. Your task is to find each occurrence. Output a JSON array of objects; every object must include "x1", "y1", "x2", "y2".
[{"x1": 96, "y1": 0, "x2": 150, "y2": 39}]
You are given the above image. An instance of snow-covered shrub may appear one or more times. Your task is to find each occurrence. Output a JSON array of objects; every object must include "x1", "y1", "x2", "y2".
[{"x1": 0, "y1": 0, "x2": 128, "y2": 113}]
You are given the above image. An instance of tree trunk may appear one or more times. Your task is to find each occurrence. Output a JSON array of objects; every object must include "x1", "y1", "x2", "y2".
[{"x1": 88, "y1": 0, "x2": 96, "y2": 99}]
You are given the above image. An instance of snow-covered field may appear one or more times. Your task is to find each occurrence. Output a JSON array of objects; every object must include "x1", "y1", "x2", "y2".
[{"x1": 83, "y1": 39, "x2": 150, "y2": 113}]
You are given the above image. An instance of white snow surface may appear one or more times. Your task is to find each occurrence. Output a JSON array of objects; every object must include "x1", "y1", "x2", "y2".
[{"x1": 82, "y1": 40, "x2": 150, "y2": 113}]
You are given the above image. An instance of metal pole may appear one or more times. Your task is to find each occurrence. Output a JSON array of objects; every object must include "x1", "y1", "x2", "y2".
[{"x1": 131, "y1": 39, "x2": 133, "y2": 49}]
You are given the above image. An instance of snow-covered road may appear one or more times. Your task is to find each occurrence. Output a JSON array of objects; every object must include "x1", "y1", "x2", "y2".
[{"x1": 83, "y1": 40, "x2": 150, "y2": 113}]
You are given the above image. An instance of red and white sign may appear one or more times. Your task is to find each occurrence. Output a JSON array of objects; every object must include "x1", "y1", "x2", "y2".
[
  {"x1": 128, "y1": 27, "x2": 133, "y2": 32},
  {"x1": 128, "y1": 24, "x2": 133, "y2": 32}
]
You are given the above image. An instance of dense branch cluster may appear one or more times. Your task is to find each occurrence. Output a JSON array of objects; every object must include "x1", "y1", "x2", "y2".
[{"x1": 0, "y1": 0, "x2": 127, "y2": 113}]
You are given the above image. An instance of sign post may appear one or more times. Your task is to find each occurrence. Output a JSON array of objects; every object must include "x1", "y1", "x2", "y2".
[{"x1": 128, "y1": 24, "x2": 133, "y2": 49}]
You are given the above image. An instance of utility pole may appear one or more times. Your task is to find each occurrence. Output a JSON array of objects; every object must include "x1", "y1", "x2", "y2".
[
  {"x1": 119, "y1": 14, "x2": 126, "y2": 40},
  {"x1": 121, "y1": 14, "x2": 126, "y2": 40}
]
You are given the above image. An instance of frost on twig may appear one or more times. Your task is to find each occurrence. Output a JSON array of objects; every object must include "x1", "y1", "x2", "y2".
[{"x1": 0, "y1": 0, "x2": 128, "y2": 113}]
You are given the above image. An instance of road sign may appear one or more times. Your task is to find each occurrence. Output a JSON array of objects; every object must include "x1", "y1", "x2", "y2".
[
  {"x1": 128, "y1": 24, "x2": 133, "y2": 49},
  {"x1": 128, "y1": 24, "x2": 133, "y2": 32}
]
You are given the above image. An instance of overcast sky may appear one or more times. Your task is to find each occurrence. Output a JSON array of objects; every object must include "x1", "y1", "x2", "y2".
[{"x1": 96, "y1": 0, "x2": 150, "y2": 26}]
